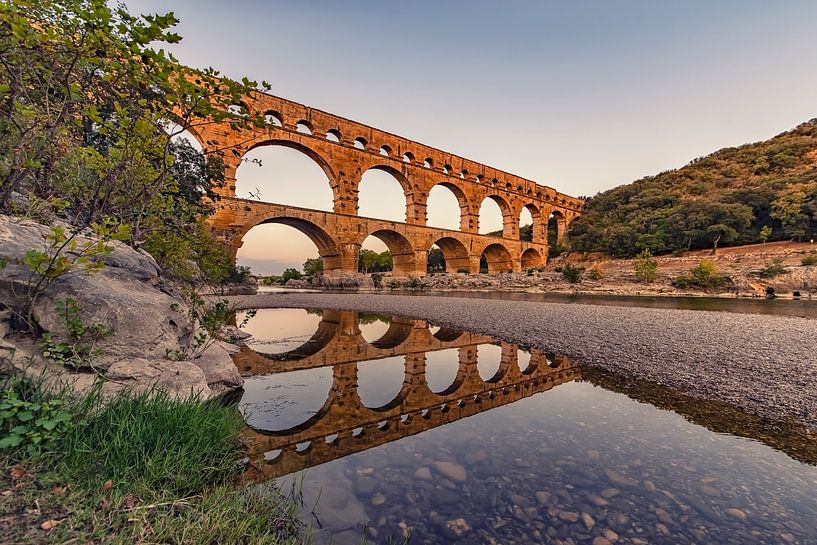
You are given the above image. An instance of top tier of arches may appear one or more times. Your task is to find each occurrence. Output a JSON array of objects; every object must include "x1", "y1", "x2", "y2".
[{"x1": 188, "y1": 83, "x2": 585, "y2": 217}]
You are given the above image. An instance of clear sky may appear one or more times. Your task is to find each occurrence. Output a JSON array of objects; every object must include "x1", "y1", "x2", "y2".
[{"x1": 128, "y1": 0, "x2": 817, "y2": 274}]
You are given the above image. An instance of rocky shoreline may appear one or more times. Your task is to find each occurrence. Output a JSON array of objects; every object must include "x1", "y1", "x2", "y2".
[{"x1": 226, "y1": 292, "x2": 817, "y2": 431}]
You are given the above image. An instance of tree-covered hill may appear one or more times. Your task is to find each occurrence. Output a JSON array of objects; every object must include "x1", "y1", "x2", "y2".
[{"x1": 568, "y1": 119, "x2": 817, "y2": 257}]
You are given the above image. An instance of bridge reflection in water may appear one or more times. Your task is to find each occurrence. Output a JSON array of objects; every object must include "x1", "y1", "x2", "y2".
[{"x1": 236, "y1": 310, "x2": 581, "y2": 481}]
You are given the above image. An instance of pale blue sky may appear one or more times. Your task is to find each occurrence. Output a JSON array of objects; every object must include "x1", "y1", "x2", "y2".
[{"x1": 132, "y1": 0, "x2": 817, "y2": 273}]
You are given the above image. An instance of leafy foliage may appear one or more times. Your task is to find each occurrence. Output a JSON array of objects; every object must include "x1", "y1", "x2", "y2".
[
  {"x1": 561, "y1": 264, "x2": 584, "y2": 283},
  {"x1": 633, "y1": 249, "x2": 658, "y2": 283},
  {"x1": 759, "y1": 259, "x2": 789, "y2": 279},
  {"x1": 38, "y1": 298, "x2": 113, "y2": 369},
  {"x1": 569, "y1": 120, "x2": 817, "y2": 256},
  {"x1": 0, "y1": 378, "x2": 73, "y2": 456},
  {"x1": 673, "y1": 260, "x2": 730, "y2": 290},
  {"x1": 358, "y1": 249, "x2": 392, "y2": 273},
  {"x1": 802, "y1": 254, "x2": 817, "y2": 266},
  {"x1": 281, "y1": 268, "x2": 302, "y2": 282},
  {"x1": 302, "y1": 257, "x2": 323, "y2": 276}
]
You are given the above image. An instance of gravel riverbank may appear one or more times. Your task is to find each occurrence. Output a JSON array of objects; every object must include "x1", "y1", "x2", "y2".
[{"x1": 225, "y1": 292, "x2": 817, "y2": 431}]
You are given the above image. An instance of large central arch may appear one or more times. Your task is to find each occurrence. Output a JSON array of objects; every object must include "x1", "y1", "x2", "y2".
[
  {"x1": 432, "y1": 237, "x2": 472, "y2": 273},
  {"x1": 239, "y1": 216, "x2": 343, "y2": 273}
]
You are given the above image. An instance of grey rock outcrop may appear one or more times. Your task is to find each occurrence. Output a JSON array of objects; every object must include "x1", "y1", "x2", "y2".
[{"x1": 0, "y1": 216, "x2": 243, "y2": 398}]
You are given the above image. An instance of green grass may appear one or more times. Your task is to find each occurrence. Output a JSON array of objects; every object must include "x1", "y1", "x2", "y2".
[{"x1": 0, "y1": 374, "x2": 310, "y2": 544}]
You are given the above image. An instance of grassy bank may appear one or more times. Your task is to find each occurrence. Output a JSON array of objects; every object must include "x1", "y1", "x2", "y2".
[{"x1": 0, "y1": 374, "x2": 309, "y2": 544}]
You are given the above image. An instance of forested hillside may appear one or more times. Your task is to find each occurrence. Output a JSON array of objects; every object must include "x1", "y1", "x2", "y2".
[{"x1": 568, "y1": 119, "x2": 817, "y2": 257}]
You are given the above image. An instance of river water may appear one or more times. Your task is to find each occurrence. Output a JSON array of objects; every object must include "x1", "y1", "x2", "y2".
[{"x1": 235, "y1": 308, "x2": 817, "y2": 545}]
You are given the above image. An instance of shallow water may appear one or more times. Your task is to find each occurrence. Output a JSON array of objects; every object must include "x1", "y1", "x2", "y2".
[{"x1": 236, "y1": 308, "x2": 817, "y2": 545}]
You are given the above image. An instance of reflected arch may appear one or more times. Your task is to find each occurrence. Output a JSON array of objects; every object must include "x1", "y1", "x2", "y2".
[
  {"x1": 235, "y1": 141, "x2": 337, "y2": 210},
  {"x1": 357, "y1": 356, "x2": 408, "y2": 410}
]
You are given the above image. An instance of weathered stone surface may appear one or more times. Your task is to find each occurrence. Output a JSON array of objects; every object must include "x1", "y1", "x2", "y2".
[
  {"x1": 0, "y1": 216, "x2": 240, "y2": 399},
  {"x1": 193, "y1": 343, "x2": 243, "y2": 394}
]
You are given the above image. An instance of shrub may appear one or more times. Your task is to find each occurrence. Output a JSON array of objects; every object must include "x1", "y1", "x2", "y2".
[
  {"x1": 562, "y1": 264, "x2": 584, "y2": 283},
  {"x1": 801, "y1": 255, "x2": 817, "y2": 266},
  {"x1": 673, "y1": 260, "x2": 730, "y2": 290},
  {"x1": 692, "y1": 259, "x2": 717, "y2": 285},
  {"x1": 0, "y1": 377, "x2": 74, "y2": 456},
  {"x1": 281, "y1": 268, "x2": 302, "y2": 282},
  {"x1": 759, "y1": 259, "x2": 789, "y2": 278},
  {"x1": 588, "y1": 267, "x2": 604, "y2": 281},
  {"x1": 633, "y1": 249, "x2": 658, "y2": 283},
  {"x1": 371, "y1": 273, "x2": 384, "y2": 289}
]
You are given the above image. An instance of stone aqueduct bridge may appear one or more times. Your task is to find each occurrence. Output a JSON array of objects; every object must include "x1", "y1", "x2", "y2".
[
  {"x1": 240, "y1": 311, "x2": 581, "y2": 480},
  {"x1": 188, "y1": 86, "x2": 585, "y2": 275}
]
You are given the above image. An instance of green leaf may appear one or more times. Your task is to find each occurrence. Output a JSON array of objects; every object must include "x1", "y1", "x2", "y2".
[
  {"x1": 0, "y1": 435, "x2": 23, "y2": 448},
  {"x1": 16, "y1": 411, "x2": 34, "y2": 422}
]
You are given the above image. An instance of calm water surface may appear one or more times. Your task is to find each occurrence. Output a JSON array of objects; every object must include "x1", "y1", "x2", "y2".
[{"x1": 236, "y1": 308, "x2": 817, "y2": 545}]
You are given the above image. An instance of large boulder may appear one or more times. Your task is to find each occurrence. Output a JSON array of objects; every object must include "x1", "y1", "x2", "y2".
[{"x1": 0, "y1": 216, "x2": 243, "y2": 397}]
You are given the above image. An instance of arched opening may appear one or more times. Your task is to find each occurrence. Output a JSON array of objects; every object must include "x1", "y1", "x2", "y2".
[
  {"x1": 479, "y1": 196, "x2": 509, "y2": 236},
  {"x1": 521, "y1": 248, "x2": 544, "y2": 270},
  {"x1": 357, "y1": 167, "x2": 409, "y2": 222},
  {"x1": 227, "y1": 103, "x2": 249, "y2": 118},
  {"x1": 460, "y1": 169, "x2": 468, "y2": 179},
  {"x1": 295, "y1": 121, "x2": 312, "y2": 135},
  {"x1": 477, "y1": 343, "x2": 503, "y2": 382},
  {"x1": 519, "y1": 207, "x2": 534, "y2": 241},
  {"x1": 353, "y1": 137, "x2": 367, "y2": 150},
  {"x1": 238, "y1": 308, "x2": 323, "y2": 354},
  {"x1": 239, "y1": 367, "x2": 332, "y2": 432},
  {"x1": 425, "y1": 348, "x2": 460, "y2": 394},
  {"x1": 264, "y1": 111, "x2": 283, "y2": 127},
  {"x1": 548, "y1": 211, "x2": 566, "y2": 248},
  {"x1": 402, "y1": 152, "x2": 414, "y2": 163},
  {"x1": 367, "y1": 319, "x2": 414, "y2": 349},
  {"x1": 427, "y1": 182, "x2": 466, "y2": 230},
  {"x1": 443, "y1": 164, "x2": 452, "y2": 175},
  {"x1": 359, "y1": 235, "x2": 393, "y2": 273},
  {"x1": 237, "y1": 217, "x2": 341, "y2": 277},
  {"x1": 235, "y1": 142, "x2": 334, "y2": 209},
  {"x1": 431, "y1": 237, "x2": 471, "y2": 273},
  {"x1": 357, "y1": 356, "x2": 406, "y2": 410},
  {"x1": 379, "y1": 144, "x2": 392, "y2": 157},
  {"x1": 480, "y1": 243, "x2": 513, "y2": 273},
  {"x1": 517, "y1": 349, "x2": 535, "y2": 374},
  {"x1": 423, "y1": 158, "x2": 433, "y2": 169},
  {"x1": 325, "y1": 129, "x2": 341, "y2": 143},
  {"x1": 427, "y1": 243, "x2": 445, "y2": 273},
  {"x1": 358, "y1": 313, "x2": 392, "y2": 344},
  {"x1": 360, "y1": 229, "x2": 416, "y2": 276}
]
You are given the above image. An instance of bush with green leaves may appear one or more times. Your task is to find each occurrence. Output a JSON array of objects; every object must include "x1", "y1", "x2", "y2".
[
  {"x1": 633, "y1": 249, "x2": 658, "y2": 282},
  {"x1": 674, "y1": 259, "x2": 730, "y2": 290},
  {"x1": 802, "y1": 254, "x2": 817, "y2": 266},
  {"x1": 588, "y1": 267, "x2": 604, "y2": 281},
  {"x1": 0, "y1": 379, "x2": 73, "y2": 456},
  {"x1": 759, "y1": 258, "x2": 789, "y2": 278},
  {"x1": 561, "y1": 264, "x2": 585, "y2": 283},
  {"x1": 38, "y1": 298, "x2": 113, "y2": 369}
]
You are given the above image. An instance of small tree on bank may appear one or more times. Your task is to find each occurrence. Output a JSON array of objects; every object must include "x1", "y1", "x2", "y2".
[{"x1": 633, "y1": 249, "x2": 658, "y2": 283}]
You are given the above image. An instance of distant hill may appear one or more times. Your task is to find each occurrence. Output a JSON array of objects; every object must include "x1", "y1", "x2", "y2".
[{"x1": 568, "y1": 119, "x2": 817, "y2": 257}]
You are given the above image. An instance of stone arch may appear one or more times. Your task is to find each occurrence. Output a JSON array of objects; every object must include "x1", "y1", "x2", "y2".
[
  {"x1": 548, "y1": 209, "x2": 568, "y2": 244},
  {"x1": 431, "y1": 236, "x2": 471, "y2": 273},
  {"x1": 367, "y1": 320, "x2": 414, "y2": 349},
  {"x1": 264, "y1": 110, "x2": 284, "y2": 127},
  {"x1": 237, "y1": 139, "x2": 339, "y2": 205},
  {"x1": 480, "y1": 243, "x2": 513, "y2": 273},
  {"x1": 362, "y1": 229, "x2": 418, "y2": 276},
  {"x1": 519, "y1": 203, "x2": 544, "y2": 243},
  {"x1": 426, "y1": 181, "x2": 471, "y2": 231},
  {"x1": 235, "y1": 215, "x2": 342, "y2": 273},
  {"x1": 478, "y1": 194, "x2": 514, "y2": 237},
  {"x1": 521, "y1": 248, "x2": 544, "y2": 270},
  {"x1": 357, "y1": 165, "x2": 415, "y2": 223},
  {"x1": 325, "y1": 128, "x2": 342, "y2": 142},
  {"x1": 357, "y1": 356, "x2": 409, "y2": 411}
]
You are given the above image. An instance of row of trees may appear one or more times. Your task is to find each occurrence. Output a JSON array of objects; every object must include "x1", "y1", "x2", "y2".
[{"x1": 568, "y1": 120, "x2": 817, "y2": 257}]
